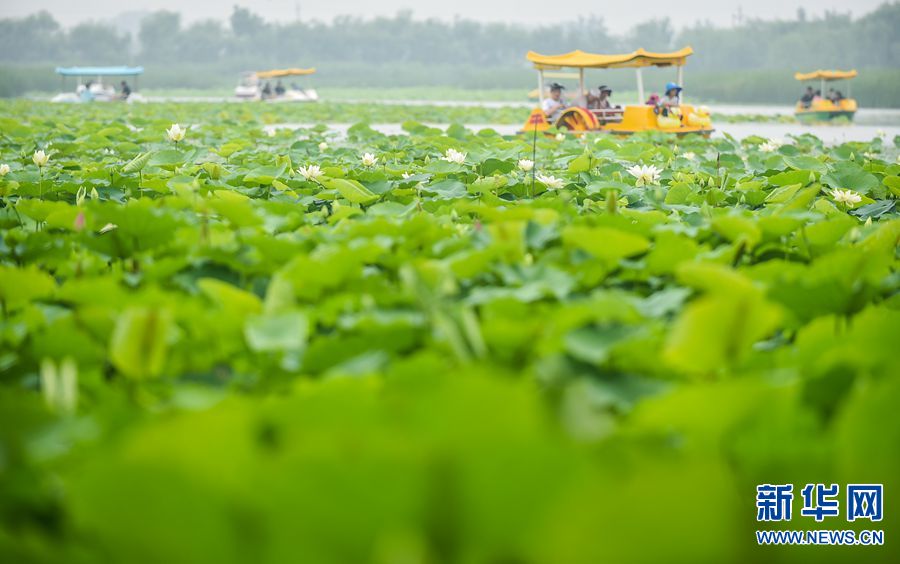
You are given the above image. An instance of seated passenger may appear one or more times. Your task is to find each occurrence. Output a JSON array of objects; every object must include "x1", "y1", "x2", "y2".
[
  {"x1": 542, "y1": 83, "x2": 567, "y2": 121},
  {"x1": 589, "y1": 85, "x2": 615, "y2": 110},
  {"x1": 120, "y1": 80, "x2": 131, "y2": 101},
  {"x1": 275, "y1": 80, "x2": 286, "y2": 96},
  {"x1": 80, "y1": 81, "x2": 95, "y2": 102},
  {"x1": 645, "y1": 93, "x2": 660, "y2": 106},
  {"x1": 799, "y1": 86, "x2": 814, "y2": 108},
  {"x1": 660, "y1": 82, "x2": 682, "y2": 117},
  {"x1": 833, "y1": 90, "x2": 845, "y2": 102}
]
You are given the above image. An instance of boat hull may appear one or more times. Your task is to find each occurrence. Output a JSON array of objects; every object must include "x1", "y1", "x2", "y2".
[{"x1": 519, "y1": 104, "x2": 714, "y2": 136}]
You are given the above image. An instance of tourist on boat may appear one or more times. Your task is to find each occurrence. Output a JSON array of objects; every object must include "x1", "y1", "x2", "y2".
[
  {"x1": 799, "y1": 86, "x2": 815, "y2": 108},
  {"x1": 542, "y1": 83, "x2": 567, "y2": 120},
  {"x1": 80, "y1": 82, "x2": 94, "y2": 102},
  {"x1": 120, "y1": 80, "x2": 131, "y2": 100},
  {"x1": 645, "y1": 93, "x2": 660, "y2": 106},
  {"x1": 659, "y1": 82, "x2": 682, "y2": 116},
  {"x1": 274, "y1": 81, "x2": 286, "y2": 96},
  {"x1": 588, "y1": 85, "x2": 614, "y2": 110},
  {"x1": 261, "y1": 82, "x2": 273, "y2": 99},
  {"x1": 662, "y1": 82, "x2": 681, "y2": 108}
]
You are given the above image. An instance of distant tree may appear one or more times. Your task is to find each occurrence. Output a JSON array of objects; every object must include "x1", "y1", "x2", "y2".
[
  {"x1": 138, "y1": 11, "x2": 182, "y2": 63},
  {"x1": 230, "y1": 6, "x2": 267, "y2": 37},
  {"x1": 1, "y1": 2, "x2": 899, "y2": 73},
  {"x1": 66, "y1": 23, "x2": 131, "y2": 64},
  {"x1": 181, "y1": 20, "x2": 226, "y2": 63},
  {"x1": 624, "y1": 18, "x2": 674, "y2": 52},
  {"x1": 0, "y1": 11, "x2": 62, "y2": 62}
]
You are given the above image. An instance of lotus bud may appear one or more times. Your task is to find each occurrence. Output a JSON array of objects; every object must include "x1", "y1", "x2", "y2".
[
  {"x1": 166, "y1": 123, "x2": 186, "y2": 142},
  {"x1": 32, "y1": 150, "x2": 50, "y2": 167}
]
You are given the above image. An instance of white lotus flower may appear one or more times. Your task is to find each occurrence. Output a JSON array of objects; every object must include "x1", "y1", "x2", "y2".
[
  {"x1": 32, "y1": 150, "x2": 49, "y2": 167},
  {"x1": 876, "y1": 129, "x2": 886, "y2": 138},
  {"x1": 518, "y1": 159, "x2": 534, "y2": 172},
  {"x1": 0, "y1": 163, "x2": 9, "y2": 176},
  {"x1": 266, "y1": 128, "x2": 276, "y2": 137},
  {"x1": 361, "y1": 153, "x2": 378, "y2": 167},
  {"x1": 318, "y1": 142, "x2": 328, "y2": 151},
  {"x1": 862, "y1": 151, "x2": 879, "y2": 160},
  {"x1": 98, "y1": 223, "x2": 118, "y2": 234},
  {"x1": 297, "y1": 164, "x2": 323, "y2": 181},
  {"x1": 555, "y1": 133, "x2": 566, "y2": 141},
  {"x1": 759, "y1": 139, "x2": 782, "y2": 153},
  {"x1": 166, "y1": 123, "x2": 186, "y2": 142},
  {"x1": 442, "y1": 148, "x2": 467, "y2": 165},
  {"x1": 90, "y1": 187, "x2": 99, "y2": 200},
  {"x1": 402, "y1": 172, "x2": 412, "y2": 180},
  {"x1": 536, "y1": 173, "x2": 564, "y2": 190},
  {"x1": 76, "y1": 186, "x2": 86, "y2": 207},
  {"x1": 831, "y1": 189, "x2": 862, "y2": 206},
  {"x1": 626, "y1": 164, "x2": 662, "y2": 186},
  {"x1": 681, "y1": 151, "x2": 696, "y2": 161}
]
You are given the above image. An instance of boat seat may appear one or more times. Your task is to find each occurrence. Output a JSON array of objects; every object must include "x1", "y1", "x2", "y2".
[{"x1": 589, "y1": 107, "x2": 624, "y2": 124}]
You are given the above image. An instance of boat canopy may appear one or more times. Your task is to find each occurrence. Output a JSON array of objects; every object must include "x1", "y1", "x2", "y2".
[
  {"x1": 527, "y1": 47, "x2": 693, "y2": 70},
  {"x1": 56, "y1": 66, "x2": 143, "y2": 76},
  {"x1": 794, "y1": 69, "x2": 857, "y2": 81},
  {"x1": 255, "y1": 68, "x2": 316, "y2": 78}
]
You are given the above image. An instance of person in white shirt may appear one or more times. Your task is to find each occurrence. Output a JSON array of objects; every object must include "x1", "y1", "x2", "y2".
[{"x1": 542, "y1": 83, "x2": 567, "y2": 121}]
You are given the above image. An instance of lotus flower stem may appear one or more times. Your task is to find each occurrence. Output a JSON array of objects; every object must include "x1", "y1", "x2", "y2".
[{"x1": 530, "y1": 126, "x2": 537, "y2": 198}]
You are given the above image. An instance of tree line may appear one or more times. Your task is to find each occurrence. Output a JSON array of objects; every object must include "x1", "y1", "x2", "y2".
[{"x1": 1, "y1": 3, "x2": 898, "y2": 72}]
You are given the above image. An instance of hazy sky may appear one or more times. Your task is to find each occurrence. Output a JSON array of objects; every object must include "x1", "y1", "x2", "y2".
[{"x1": 0, "y1": 0, "x2": 887, "y2": 29}]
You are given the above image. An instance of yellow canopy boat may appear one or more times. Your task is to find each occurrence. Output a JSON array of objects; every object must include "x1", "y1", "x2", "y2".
[
  {"x1": 235, "y1": 68, "x2": 319, "y2": 102},
  {"x1": 255, "y1": 68, "x2": 317, "y2": 79},
  {"x1": 794, "y1": 69, "x2": 858, "y2": 122},
  {"x1": 521, "y1": 46, "x2": 713, "y2": 136}
]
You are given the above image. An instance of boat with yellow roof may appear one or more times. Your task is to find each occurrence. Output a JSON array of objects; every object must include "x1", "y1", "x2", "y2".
[
  {"x1": 521, "y1": 46, "x2": 713, "y2": 136},
  {"x1": 794, "y1": 69, "x2": 857, "y2": 123}
]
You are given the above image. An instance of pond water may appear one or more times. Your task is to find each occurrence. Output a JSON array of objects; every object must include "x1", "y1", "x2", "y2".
[{"x1": 145, "y1": 94, "x2": 900, "y2": 127}]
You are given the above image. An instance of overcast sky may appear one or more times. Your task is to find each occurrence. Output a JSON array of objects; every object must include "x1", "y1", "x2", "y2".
[{"x1": 0, "y1": 0, "x2": 887, "y2": 29}]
